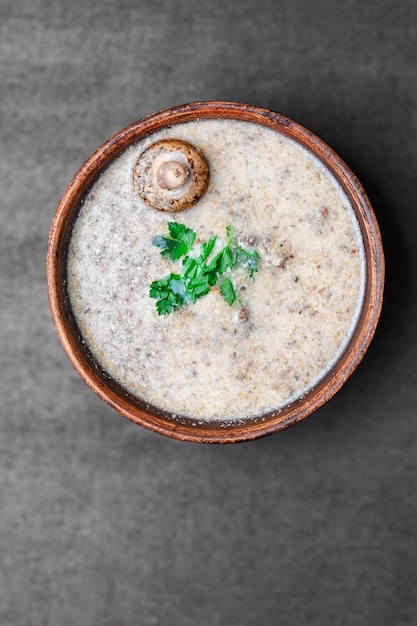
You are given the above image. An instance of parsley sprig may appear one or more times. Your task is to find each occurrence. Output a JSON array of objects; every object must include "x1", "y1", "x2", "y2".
[
  {"x1": 149, "y1": 222, "x2": 260, "y2": 315},
  {"x1": 152, "y1": 222, "x2": 196, "y2": 261}
]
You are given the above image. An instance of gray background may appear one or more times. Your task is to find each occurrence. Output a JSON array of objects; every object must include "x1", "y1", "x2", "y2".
[{"x1": 1, "y1": 0, "x2": 416, "y2": 624}]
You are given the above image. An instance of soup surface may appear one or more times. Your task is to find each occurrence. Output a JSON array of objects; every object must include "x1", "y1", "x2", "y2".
[{"x1": 68, "y1": 118, "x2": 365, "y2": 422}]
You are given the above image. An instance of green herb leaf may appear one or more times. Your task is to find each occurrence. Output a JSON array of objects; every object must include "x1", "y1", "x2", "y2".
[
  {"x1": 182, "y1": 257, "x2": 199, "y2": 280},
  {"x1": 156, "y1": 298, "x2": 174, "y2": 315},
  {"x1": 152, "y1": 222, "x2": 196, "y2": 261},
  {"x1": 152, "y1": 236, "x2": 188, "y2": 261},
  {"x1": 149, "y1": 274, "x2": 185, "y2": 314},
  {"x1": 217, "y1": 246, "x2": 234, "y2": 273},
  {"x1": 188, "y1": 279, "x2": 211, "y2": 301},
  {"x1": 239, "y1": 248, "x2": 260, "y2": 279},
  {"x1": 201, "y1": 236, "x2": 217, "y2": 261},
  {"x1": 150, "y1": 222, "x2": 260, "y2": 315},
  {"x1": 167, "y1": 222, "x2": 196, "y2": 249},
  {"x1": 149, "y1": 274, "x2": 173, "y2": 298},
  {"x1": 206, "y1": 270, "x2": 218, "y2": 287},
  {"x1": 226, "y1": 224, "x2": 236, "y2": 246},
  {"x1": 220, "y1": 278, "x2": 236, "y2": 306}
]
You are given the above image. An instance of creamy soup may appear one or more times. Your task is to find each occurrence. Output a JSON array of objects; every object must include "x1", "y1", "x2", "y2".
[{"x1": 67, "y1": 119, "x2": 365, "y2": 422}]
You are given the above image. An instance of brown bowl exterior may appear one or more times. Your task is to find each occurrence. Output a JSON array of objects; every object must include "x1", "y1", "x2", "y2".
[{"x1": 46, "y1": 102, "x2": 384, "y2": 443}]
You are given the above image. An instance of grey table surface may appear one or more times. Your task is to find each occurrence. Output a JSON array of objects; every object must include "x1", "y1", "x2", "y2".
[{"x1": 1, "y1": 0, "x2": 416, "y2": 625}]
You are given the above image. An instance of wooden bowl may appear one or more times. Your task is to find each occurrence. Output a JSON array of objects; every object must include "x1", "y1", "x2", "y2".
[{"x1": 46, "y1": 102, "x2": 384, "y2": 443}]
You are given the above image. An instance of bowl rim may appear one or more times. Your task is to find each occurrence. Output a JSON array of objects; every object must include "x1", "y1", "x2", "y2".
[{"x1": 46, "y1": 101, "x2": 384, "y2": 443}]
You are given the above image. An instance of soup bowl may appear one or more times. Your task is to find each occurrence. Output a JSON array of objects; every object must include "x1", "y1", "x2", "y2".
[{"x1": 46, "y1": 102, "x2": 384, "y2": 443}]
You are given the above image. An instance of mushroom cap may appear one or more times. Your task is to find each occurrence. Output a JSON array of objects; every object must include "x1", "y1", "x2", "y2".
[{"x1": 133, "y1": 139, "x2": 210, "y2": 212}]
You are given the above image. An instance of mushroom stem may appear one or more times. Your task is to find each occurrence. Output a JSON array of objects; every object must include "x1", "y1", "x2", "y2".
[{"x1": 156, "y1": 160, "x2": 190, "y2": 190}]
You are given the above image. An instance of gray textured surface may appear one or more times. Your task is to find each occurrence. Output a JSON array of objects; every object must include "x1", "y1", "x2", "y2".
[{"x1": 1, "y1": 1, "x2": 417, "y2": 625}]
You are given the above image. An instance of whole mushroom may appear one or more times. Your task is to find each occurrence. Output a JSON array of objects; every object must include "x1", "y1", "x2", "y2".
[{"x1": 133, "y1": 139, "x2": 210, "y2": 212}]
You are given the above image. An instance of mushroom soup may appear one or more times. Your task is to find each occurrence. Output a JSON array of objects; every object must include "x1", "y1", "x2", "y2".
[{"x1": 67, "y1": 118, "x2": 365, "y2": 422}]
